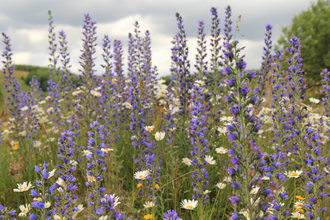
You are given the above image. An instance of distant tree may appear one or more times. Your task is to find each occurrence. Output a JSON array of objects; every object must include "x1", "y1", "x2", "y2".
[
  {"x1": 25, "y1": 68, "x2": 51, "y2": 92},
  {"x1": 275, "y1": 0, "x2": 330, "y2": 88},
  {"x1": 160, "y1": 75, "x2": 171, "y2": 85}
]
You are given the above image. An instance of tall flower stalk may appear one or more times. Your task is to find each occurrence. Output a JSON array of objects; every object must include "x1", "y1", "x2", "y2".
[{"x1": 222, "y1": 6, "x2": 264, "y2": 218}]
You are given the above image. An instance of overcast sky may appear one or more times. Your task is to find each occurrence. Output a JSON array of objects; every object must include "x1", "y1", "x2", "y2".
[{"x1": 0, "y1": 0, "x2": 315, "y2": 77}]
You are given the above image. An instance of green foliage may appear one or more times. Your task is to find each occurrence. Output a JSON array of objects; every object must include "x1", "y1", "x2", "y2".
[
  {"x1": 160, "y1": 75, "x2": 171, "y2": 85},
  {"x1": 275, "y1": 0, "x2": 330, "y2": 87},
  {"x1": 25, "y1": 68, "x2": 51, "y2": 92},
  {"x1": 0, "y1": 89, "x2": 3, "y2": 108},
  {"x1": 15, "y1": 64, "x2": 42, "y2": 72},
  {"x1": 21, "y1": 64, "x2": 81, "y2": 92}
]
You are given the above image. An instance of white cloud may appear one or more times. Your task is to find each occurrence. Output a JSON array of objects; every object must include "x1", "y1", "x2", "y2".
[{"x1": 0, "y1": 0, "x2": 314, "y2": 77}]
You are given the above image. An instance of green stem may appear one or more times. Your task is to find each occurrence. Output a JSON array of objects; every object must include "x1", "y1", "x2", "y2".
[
  {"x1": 221, "y1": 195, "x2": 228, "y2": 220},
  {"x1": 292, "y1": 178, "x2": 296, "y2": 214},
  {"x1": 131, "y1": 147, "x2": 136, "y2": 214},
  {"x1": 209, "y1": 188, "x2": 222, "y2": 220}
]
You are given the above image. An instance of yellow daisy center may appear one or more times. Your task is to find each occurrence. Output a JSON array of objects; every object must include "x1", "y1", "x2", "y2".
[
  {"x1": 291, "y1": 173, "x2": 298, "y2": 177},
  {"x1": 187, "y1": 205, "x2": 193, "y2": 209}
]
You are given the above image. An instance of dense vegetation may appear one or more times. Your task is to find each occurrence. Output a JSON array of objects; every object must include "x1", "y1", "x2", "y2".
[{"x1": 1, "y1": 2, "x2": 330, "y2": 220}]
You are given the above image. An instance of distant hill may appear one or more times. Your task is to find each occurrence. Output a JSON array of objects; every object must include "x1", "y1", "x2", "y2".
[{"x1": 0, "y1": 64, "x2": 81, "y2": 111}]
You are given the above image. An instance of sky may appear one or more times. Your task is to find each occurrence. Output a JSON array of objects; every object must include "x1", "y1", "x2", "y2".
[{"x1": 0, "y1": 0, "x2": 315, "y2": 77}]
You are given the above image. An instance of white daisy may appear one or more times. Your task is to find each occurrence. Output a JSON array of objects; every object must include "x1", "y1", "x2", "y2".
[
  {"x1": 72, "y1": 90, "x2": 83, "y2": 96},
  {"x1": 217, "y1": 127, "x2": 227, "y2": 134},
  {"x1": 239, "y1": 209, "x2": 250, "y2": 220},
  {"x1": 54, "y1": 215, "x2": 66, "y2": 220},
  {"x1": 309, "y1": 97, "x2": 320, "y2": 104},
  {"x1": 48, "y1": 169, "x2": 56, "y2": 179},
  {"x1": 19, "y1": 204, "x2": 31, "y2": 217},
  {"x1": 155, "y1": 131, "x2": 165, "y2": 141},
  {"x1": 180, "y1": 199, "x2": 198, "y2": 210},
  {"x1": 19, "y1": 130, "x2": 27, "y2": 137},
  {"x1": 224, "y1": 176, "x2": 232, "y2": 182},
  {"x1": 70, "y1": 160, "x2": 78, "y2": 166},
  {"x1": 194, "y1": 80, "x2": 205, "y2": 87},
  {"x1": 83, "y1": 150, "x2": 92, "y2": 156},
  {"x1": 20, "y1": 106, "x2": 29, "y2": 112},
  {"x1": 108, "y1": 194, "x2": 121, "y2": 207},
  {"x1": 294, "y1": 201, "x2": 304, "y2": 209},
  {"x1": 182, "y1": 158, "x2": 192, "y2": 166},
  {"x1": 134, "y1": 170, "x2": 151, "y2": 180},
  {"x1": 87, "y1": 175, "x2": 96, "y2": 182},
  {"x1": 220, "y1": 116, "x2": 233, "y2": 122},
  {"x1": 122, "y1": 102, "x2": 133, "y2": 109},
  {"x1": 56, "y1": 178, "x2": 66, "y2": 187},
  {"x1": 72, "y1": 204, "x2": 84, "y2": 218},
  {"x1": 205, "y1": 155, "x2": 216, "y2": 165},
  {"x1": 250, "y1": 186, "x2": 260, "y2": 195},
  {"x1": 101, "y1": 148, "x2": 114, "y2": 153},
  {"x1": 144, "y1": 126, "x2": 154, "y2": 132},
  {"x1": 291, "y1": 212, "x2": 305, "y2": 219},
  {"x1": 99, "y1": 216, "x2": 108, "y2": 220},
  {"x1": 33, "y1": 141, "x2": 42, "y2": 148},
  {"x1": 216, "y1": 183, "x2": 226, "y2": 189},
  {"x1": 215, "y1": 147, "x2": 228, "y2": 154},
  {"x1": 33, "y1": 197, "x2": 42, "y2": 202},
  {"x1": 143, "y1": 201, "x2": 155, "y2": 208},
  {"x1": 13, "y1": 182, "x2": 34, "y2": 192},
  {"x1": 44, "y1": 201, "x2": 51, "y2": 208},
  {"x1": 91, "y1": 90, "x2": 102, "y2": 97},
  {"x1": 284, "y1": 170, "x2": 303, "y2": 178}
]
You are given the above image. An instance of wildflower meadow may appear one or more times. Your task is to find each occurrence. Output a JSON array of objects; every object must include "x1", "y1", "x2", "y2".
[{"x1": 1, "y1": 5, "x2": 330, "y2": 220}]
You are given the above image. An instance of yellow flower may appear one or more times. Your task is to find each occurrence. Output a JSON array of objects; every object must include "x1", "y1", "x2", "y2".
[
  {"x1": 87, "y1": 82, "x2": 91, "y2": 85},
  {"x1": 12, "y1": 144, "x2": 19, "y2": 150},
  {"x1": 137, "y1": 183, "x2": 142, "y2": 188},
  {"x1": 295, "y1": 208, "x2": 304, "y2": 213},
  {"x1": 144, "y1": 214, "x2": 153, "y2": 219},
  {"x1": 154, "y1": 184, "x2": 160, "y2": 189},
  {"x1": 296, "y1": 195, "x2": 305, "y2": 201}
]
